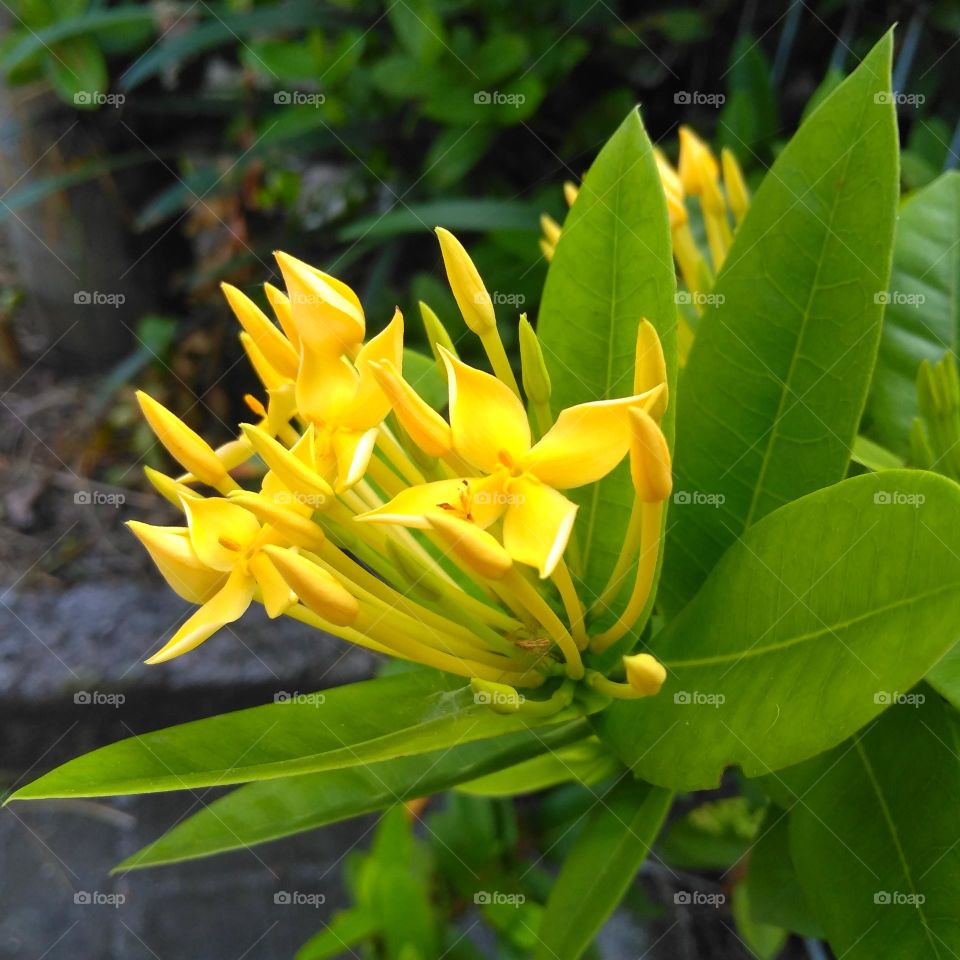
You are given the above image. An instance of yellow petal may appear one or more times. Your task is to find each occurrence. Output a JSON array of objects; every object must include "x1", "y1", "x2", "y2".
[
  {"x1": 296, "y1": 345, "x2": 358, "y2": 424},
  {"x1": 633, "y1": 319, "x2": 668, "y2": 419},
  {"x1": 275, "y1": 250, "x2": 365, "y2": 352},
  {"x1": 623, "y1": 652, "x2": 667, "y2": 696},
  {"x1": 427, "y1": 513, "x2": 512, "y2": 580},
  {"x1": 182, "y1": 495, "x2": 262, "y2": 571},
  {"x1": 143, "y1": 467, "x2": 201, "y2": 509},
  {"x1": 264, "y1": 281, "x2": 299, "y2": 348},
  {"x1": 240, "y1": 331, "x2": 287, "y2": 392},
  {"x1": 266, "y1": 383, "x2": 297, "y2": 437},
  {"x1": 678, "y1": 126, "x2": 719, "y2": 196},
  {"x1": 137, "y1": 391, "x2": 234, "y2": 491},
  {"x1": 332, "y1": 427, "x2": 378, "y2": 491},
  {"x1": 222, "y1": 282, "x2": 298, "y2": 380},
  {"x1": 440, "y1": 347, "x2": 530, "y2": 472},
  {"x1": 228, "y1": 491, "x2": 327, "y2": 549},
  {"x1": 540, "y1": 213, "x2": 561, "y2": 246},
  {"x1": 262, "y1": 545, "x2": 359, "y2": 626},
  {"x1": 240, "y1": 423, "x2": 333, "y2": 498},
  {"x1": 502, "y1": 475, "x2": 578, "y2": 578},
  {"x1": 371, "y1": 359, "x2": 451, "y2": 456},
  {"x1": 343, "y1": 308, "x2": 404, "y2": 430},
  {"x1": 563, "y1": 181, "x2": 579, "y2": 207},
  {"x1": 146, "y1": 567, "x2": 254, "y2": 663},
  {"x1": 435, "y1": 227, "x2": 496, "y2": 335},
  {"x1": 249, "y1": 551, "x2": 297, "y2": 618},
  {"x1": 629, "y1": 407, "x2": 673, "y2": 502},
  {"x1": 721, "y1": 147, "x2": 750, "y2": 223},
  {"x1": 127, "y1": 521, "x2": 227, "y2": 604},
  {"x1": 524, "y1": 394, "x2": 655, "y2": 489},
  {"x1": 355, "y1": 476, "x2": 506, "y2": 530}
]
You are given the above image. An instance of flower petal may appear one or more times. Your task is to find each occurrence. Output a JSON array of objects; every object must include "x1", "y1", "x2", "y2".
[
  {"x1": 145, "y1": 567, "x2": 254, "y2": 663},
  {"x1": 370, "y1": 359, "x2": 451, "y2": 456},
  {"x1": 182, "y1": 495, "x2": 262, "y2": 571},
  {"x1": 341, "y1": 308, "x2": 404, "y2": 431},
  {"x1": 127, "y1": 522, "x2": 227, "y2": 604},
  {"x1": 524, "y1": 394, "x2": 657, "y2": 489},
  {"x1": 296, "y1": 347, "x2": 358, "y2": 425},
  {"x1": 355, "y1": 476, "x2": 506, "y2": 530},
  {"x1": 222, "y1": 282, "x2": 298, "y2": 380},
  {"x1": 502, "y1": 476, "x2": 578, "y2": 578},
  {"x1": 440, "y1": 347, "x2": 530, "y2": 473},
  {"x1": 332, "y1": 427, "x2": 379, "y2": 491},
  {"x1": 249, "y1": 552, "x2": 297, "y2": 618},
  {"x1": 262, "y1": 546, "x2": 359, "y2": 626}
]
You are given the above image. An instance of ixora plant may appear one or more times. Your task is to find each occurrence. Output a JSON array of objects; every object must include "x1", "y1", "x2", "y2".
[{"x1": 9, "y1": 28, "x2": 960, "y2": 960}]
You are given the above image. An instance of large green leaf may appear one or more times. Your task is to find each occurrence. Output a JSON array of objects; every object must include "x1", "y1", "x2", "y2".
[
  {"x1": 662, "y1": 32, "x2": 899, "y2": 614},
  {"x1": 869, "y1": 172, "x2": 960, "y2": 456},
  {"x1": 9, "y1": 672, "x2": 582, "y2": 800},
  {"x1": 596, "y1": 470, "x2": 960, "y2": 791},
  {"x1": 537, "y1": 107, "x2": 677, "y2": 594},
  {"x1": 116, "y1": 721, "x2": 588, "y2": 870},
  {"x1": 789, "y1": 691, "x2": 960, "y2": 958},
  {"x1": 534, "y1": 777, "x2": 672, "y2": 960}
]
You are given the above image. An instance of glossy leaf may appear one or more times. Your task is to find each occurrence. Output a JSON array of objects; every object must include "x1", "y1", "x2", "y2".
[
  {"x1": 534, "y1": 778, "x2": 672, "y2": 960},
  {"x1": 789, "y1": 692, "x2": 960, "y2": 959},
  {"x1": 116, "y1": 722, "x2": 588, "y2": 870},
  {"x1": 869, "y1": 172, "x2": 960, "y2": 456},
  {"x1": 662, "y1": 32, "x2": 899, "y2": 613},
  {"x1": 597, "y1": 470, "x2": 960, "y2": 791},
  {"x1": 9, "y1": 672, "x2": 583, "y2": 800},
  {"x1": 537, "y1": 107, "x2": 677, "y2": 593}
]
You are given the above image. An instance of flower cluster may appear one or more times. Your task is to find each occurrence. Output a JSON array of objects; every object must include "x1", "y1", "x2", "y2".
[{"x1": 130, "y1": 228, "x2": 673, "y2": 705}]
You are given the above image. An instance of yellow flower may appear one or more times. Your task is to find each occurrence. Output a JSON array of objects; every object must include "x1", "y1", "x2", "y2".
[
  {"x1": 136, "y1": 497, "x2": 302, "y2": 663},
  {"x1": 358, "y1": 348, "x2": 661, "y2": 578}
]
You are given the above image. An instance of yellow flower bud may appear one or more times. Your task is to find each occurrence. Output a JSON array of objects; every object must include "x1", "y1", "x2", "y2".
[
  {"x1": 678, "y1": 126, "x2": 719, "y2": 196},
  {"x1": 540, "y1": 214, "x2": 561, "y2": 247},
  {"x1": 221, "y1": 282, "x2": 298, "y2": 379},
  {"x1": 633, "y1": 319, "x2": 667, "y2": 410},
  {"x1": 127, "y1": 521, "x2": 226, "y2": 604},
  {"x1": 628, "y1": 407, "x2": 673, "y2": 502},
  {"x1": 261, "y1": 545, "x2": 359, "y2": 626},
  {"x1": 622, "y1": 652, "x2": 667, "y2": 697},
  {"x1": 435, "y1": 227, "x2": 496, "y2": 335},
  {"x1": 470, "y1": 678, "x2": 523, "y2": 714},
  {"x1": 427, "y1": 513, "x2": 513, "y2": 581},
  {"x1": 654, "y1": 147, "x2": 688, "y2": 230},
  {"x1": 239, "y1": 423, "x2": 333, "y2": 498},
  {"x1": 263, "y1": 281, "x2": 299, "y2": 348},
  {"x1": 228, "y1": 491, "x2": 327, "y2": 550},
  {"x1": 370, "y1": 360, "x2": 452, "y2": 456},
  {"x1": 136, "y1": 391, "x2": 235, "y2": 492},
  {"x1": 518, "y1": 314, "x2": 551, "y2": 405},
  {"x1": 143, "y1": 466, "x2": 202, "y2": 508},
  {"x1": 239, "y1": 332, "x2": 287, "y2": 391},
  {"x1": 563, "y1": 181, "x2": 579, "y2": 207},
  {"x1": 721, "y1": 148, "x2": 750, "y2": 225}
]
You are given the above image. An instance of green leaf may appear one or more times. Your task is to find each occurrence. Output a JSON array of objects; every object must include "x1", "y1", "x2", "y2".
[
  {"x1": 537, "y1": 107, "x2": 677, "y2": 593},
  {"x1": 789, "y1": 691, "x2": 960, "y2": 959},
  {"x1": 9, "y1": 672, "x2": 584, "y2": 800},
  {"x1": 731, "y1": 884, "x2": 787, "y2": 960},
  {"x1": 296, "y1": 909, "x2": 376, "y2": 960},
  {"x1": 662, "y1": 32, "x2": 899, "y2": 614},
  {"x1": 402, "y1": 348, "x2": 447, "y2": 410},
  {"x1": 744, "y1": 810, "x2": 823, "y2": 938},
  {"x1": 45, "y1": 36, "x2": 107, "y2": 106},
  {"x1": 869, "y1": 172, "x2": 960, "y2": 456},
  {"x1": 337, "y1": 199, "x2": 541, "y2": 241},
  {"x1": 115, "y1": 722, "x2": 588, "y2": 870},
  {"x1": 534, "y1": 778, "x2": 672, "y2": 960},
  {"x1": 597, "y1": 470, "x2": 960, "y2": 791},
  {"x1": 386, "y1": 0, "x2": 446, "y2": 65},
  {"x1": 718, "y1": 34, "x2": 778, "y2": 156}
]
